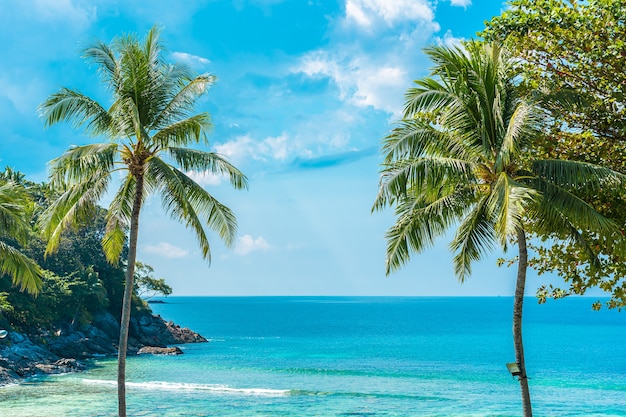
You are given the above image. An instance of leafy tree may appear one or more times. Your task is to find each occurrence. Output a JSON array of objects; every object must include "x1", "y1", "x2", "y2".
[
  {"x1": 373, "y1": 42, "x2": 624, "y2": 416},
  {"x1": 25, "y1": 206, "x2": 127, "y2": 317},
  {"x1": 38, "y1": 27, "x2": 248, "y2": 417},
  {"x1": 133, "y1": 261, "x2": 172, "y2": 300},
  {"x1": 483, "y1": 0, "x2": 626, "y2": 141},
  {"x1": 0, "y1": 180, "x2": 42, "y2": 295},
  {"x1": 483, "y1": 0, "x2": 626, "y2": 308}
]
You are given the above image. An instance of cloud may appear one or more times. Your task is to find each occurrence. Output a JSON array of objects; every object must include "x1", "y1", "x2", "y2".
[
  {"x1": 215, "y1": 133, "x2": 312, "y2": 165},
  {"x1": 257, "y1": 133, "x2": 290, "y2": 160},
  {"x1": 32, "y1": 0, "x2": 96, "y2": 27},
  {"x1": 345, "y1": 0, "x2": 434, "y2": 29},
  {"x1": 296, "y1": 50, "x2": 408, "y2": 115},
  {"x1": 171, "y1": 52, "x2": 211, "y2": 68},
  {"x1": 235, "y1": 234, "x2": 271, "y2": 255},
  {"x1": 436, "y1": 30, "x2": 465, "y2": 49},
  {"x1": 450, "y1": 0, "x2": 472, "y2": 8},
  {"x1": 293, "y1": 0, "x2": 440, "y2": 115},
  {"x1": 186, "y1": 170, "x2": 224, "y2": 187},
  {"x1": 144, "y1": 242, "x2": 189, "y2": 258}
]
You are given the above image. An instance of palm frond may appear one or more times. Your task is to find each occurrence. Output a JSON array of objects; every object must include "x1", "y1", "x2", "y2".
[
  {"x1": 102, "y1": 175, "x2": 135, "y2": 264},
  {"x1": 497, "y1": 100, "x2": 540, "y2": 169},
  {"x1": 374, "y1": 155, "x2": 475, "y2": 211},
  {"x1": 151, "y1": 114, "x2": 213, "y2": 149},
  {"x1": 48, "y1": 143, "x2": 118, "y2": 187},
  {"x1": 146, "y1": 157, "x2": 239, "y2": 261},
  {"x1": 167, "y1": 147, "x2": 248, "y2": 189},
  {"x1": 82, "y1": 41, "x2": 121, "y2": 92},
  {"x1": 403, "y1": 82, "x2": 457, "y2": 118},
  {"x1": 449, "y1": 197, "x2": 497, "y2": 282},
  {"x1": 532, "y1": 180, "x2": 620, "y2": 240},
  {"x1": 532, "y1": 159, "x2": 625, "y2": 192},
  {"x1": 39, "y1": 88, "x2": 113, "y2": 136},
  {"x1": 151, "y1": 75, "x2": 216, "y2": 131},
  {"x1": 0, "y1": 241, "x2": 42, "y2": 295},
  {"x1": 0, "y1": 182, "x2": 33, "y2": 244},
  {"x1": 385, "y1": 186, "x2": 471, "y2": 274},
  {"x1": 38, "y1": 172, "x2": 112, "y2": 256},
  {"x1": 487, "y1": 173, "x2": 539, "y2": 247}
]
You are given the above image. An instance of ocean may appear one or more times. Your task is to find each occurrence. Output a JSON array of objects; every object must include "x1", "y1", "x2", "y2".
[{"x1": 0, "y1": 296, "x2": 625, "y2": 416}]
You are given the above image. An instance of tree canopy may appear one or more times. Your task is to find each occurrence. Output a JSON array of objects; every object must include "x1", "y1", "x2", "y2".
[{"x1": 484, "y1": 0, "x2": 626, "y2": 308}]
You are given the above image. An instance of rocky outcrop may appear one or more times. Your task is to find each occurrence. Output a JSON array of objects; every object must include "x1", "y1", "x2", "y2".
[
  {"x1": 0, "y1": 310, "x2": 207, "y2": 385},
  {"x1": 129, "y1": 311, "x2": 207, "y2": 348},
  {"x1": 137, "y1": 346, "x2": 183, "y2": 355}
]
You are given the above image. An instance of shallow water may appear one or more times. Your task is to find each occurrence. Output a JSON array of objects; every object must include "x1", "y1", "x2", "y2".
[{"x1": 1, "y1": 297, "x2": 625, "y2": 416}]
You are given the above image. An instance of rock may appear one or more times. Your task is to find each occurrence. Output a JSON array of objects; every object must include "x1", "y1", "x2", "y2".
[
  {"x1": 137, "y1": 346, "x2": 183, "y2": 355},
  {"x1": 93, "y1": 312, "x2": 121, "y2": 340},
  {"x1": 0, "y1": 310, "x2": 206, "y2": 386},
  {"x1": 131, "y1": 313, "x2": 207, "y2": 346},
  {"x1": 164, "y1": 321, "x2": 208, "y2": 344}
]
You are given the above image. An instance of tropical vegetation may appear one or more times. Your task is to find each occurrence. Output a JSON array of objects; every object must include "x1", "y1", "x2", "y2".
[
  {"x1": 0, "y1": 174, "x2": 118, "y2": 332},
  {"x1": 0, "y1": 172, "x2": 43, "y2": 296},
  {"x1": 38, "y1": 27, "x2": 248, "y2": 417},
  {"x1": 373, "y1": 41, "x2": 625, "y2": 416},
  {"x1": 483, "y1": 0, "x2": 626, "y2": 309}
]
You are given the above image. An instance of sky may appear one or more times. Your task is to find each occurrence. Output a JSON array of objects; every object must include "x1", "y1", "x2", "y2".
[{"x1": 0, "y1": 0, "x2": 573, "y2": 297}]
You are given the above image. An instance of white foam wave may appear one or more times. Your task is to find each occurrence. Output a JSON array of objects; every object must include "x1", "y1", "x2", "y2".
[{"x1": 82, "y1": 379, "x2": 289, "y2": 396}]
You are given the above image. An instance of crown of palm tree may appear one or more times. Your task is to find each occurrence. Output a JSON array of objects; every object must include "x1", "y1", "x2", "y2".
[
  {"x1": 38, "y1": 26, "x2": 247, "y2": 265},
  {"x1": 374, "y1": 42, "x2": 623, "y2": 281}
]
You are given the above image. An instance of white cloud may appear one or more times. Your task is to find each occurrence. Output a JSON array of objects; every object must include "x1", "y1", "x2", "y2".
[
  {"x1": 450, "y1": 0, "x2": 472, "y2": 8},
  {"x1": 345, "y1": 0, "x2": 434, "y2": 29},
  {"x1": 258, "y1": 133, "x2": 290, "y2": 160},
  {"x1": 437, "y1": 30, "x2": 465, "y2": 49},
  {"x1": 171, "y1": 52, "x2": 211, "y2": 68},
  {"x1": 32, "y1": 0, "x2": 96, "y2": 27},
  {"x1": 235, "y1": 234, "x2": 271, "y2": 255},
  {"x1": 144, "y1": 242, "x2": 189, "y2": 258},
  {"x1": 293, "y1": 0, "x2": 440, "y2": 116},
  {"x1": 215, "y1": 133, "x2": 311, "y2": 164},
  {"x1": 296, "y1": 51, "x2": 406, "y2": 114},
  {"x1": 186, "y1": 170, "x2": 224, "y2": 187},
  {"x1": 214, "y1": 135, "x2": 258, "y2": 162}
]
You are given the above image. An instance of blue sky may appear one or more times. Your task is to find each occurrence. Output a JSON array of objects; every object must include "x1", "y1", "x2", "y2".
[{"x1": 0, "y1": 0, "x2": 567, "y2": 297}]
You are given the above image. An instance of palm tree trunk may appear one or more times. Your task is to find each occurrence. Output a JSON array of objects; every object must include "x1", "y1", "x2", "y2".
[
  {"x1": 117, "y1": 175, "x2": 144, "y2": 417},
  {"x1": 514, "y1": 226, "x2": 532, "y2": 417}
]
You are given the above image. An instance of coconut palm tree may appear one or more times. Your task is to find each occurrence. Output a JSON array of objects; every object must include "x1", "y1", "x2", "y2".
[
  {"x1": 373, "y1": 42, "x2": 624, "y2": 417},
  {"x1": 0, "y1": 180, "x2": 42, "y2": 295},
  {"x1": 38, "y1": 27, "x2": 247, "y2": 417}
]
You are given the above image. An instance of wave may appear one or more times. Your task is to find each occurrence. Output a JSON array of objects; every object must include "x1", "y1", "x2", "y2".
[
  {"x1": 82, "y1": 379, "x2": 448, "y2": 402},
  {"x1": 82, "y1": 379, "x2": 290, "y2": 396}
]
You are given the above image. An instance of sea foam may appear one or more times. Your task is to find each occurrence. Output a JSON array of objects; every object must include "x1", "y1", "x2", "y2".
[{"x1": 82, "y1": 379, "x2": 290, "y2": 396}]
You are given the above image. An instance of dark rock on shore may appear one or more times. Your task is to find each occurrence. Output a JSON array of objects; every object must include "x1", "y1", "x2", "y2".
[
  {"x1": 0, "y1": 310, "x2": 207, "y2": 386},
  {"x1": 137, "y1": 346, "x2": 183, "y2": 355}
]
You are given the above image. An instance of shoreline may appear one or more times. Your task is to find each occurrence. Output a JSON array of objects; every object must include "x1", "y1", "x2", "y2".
[{"x1": 0, "y1": 310, "x2": 207, "y2": 386}]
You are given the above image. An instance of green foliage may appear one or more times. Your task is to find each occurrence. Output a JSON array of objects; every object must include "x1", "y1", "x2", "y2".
[
  {"x1": 373, "y1": 41, "x2": 622, "y2": 281},
  {"x1": 38, "y1": 27, "x2": 247, "y2": 415},
  {"x1": 0, "y1": 178, "x2": 43, "y2": 294},
  {"x1": 134, "y1": 261, "x2": 172, "y2": 300},
  {"x1": 483, "y1": 0, "x2": 626, "y2": 141},
  {"x1": 484, "y1": 0, "x2": 626, "y2": 309},
  {"x1": 38, "y1": 26, "x2": 248, "y2": 267}
]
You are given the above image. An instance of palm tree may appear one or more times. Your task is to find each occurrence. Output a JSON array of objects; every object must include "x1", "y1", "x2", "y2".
[
  {"x1": 38, "y1": 27, "x2": 248, "y2": 417},
  {"x1": 373, "y1": 42, "x2": 623, "y2": 417},
  {"x1": 0, "y1": 180, "x2": 42, "y2": 295}
]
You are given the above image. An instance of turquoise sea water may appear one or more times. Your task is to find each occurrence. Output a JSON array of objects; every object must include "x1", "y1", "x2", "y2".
[{"x1": 1, "y1": 296, "x2": 625, "y2": 416}]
